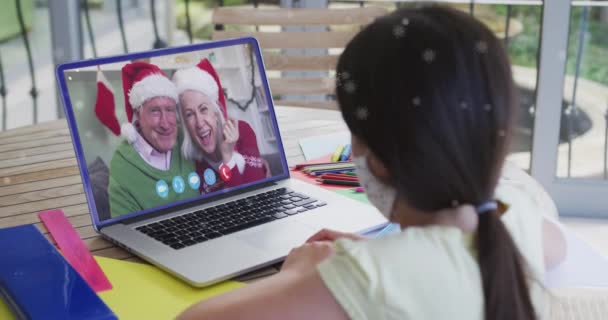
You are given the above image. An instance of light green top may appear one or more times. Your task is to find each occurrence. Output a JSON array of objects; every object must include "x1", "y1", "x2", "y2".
[{"x1": 317, "y1": 174, "x2": 548, "y2": 320}]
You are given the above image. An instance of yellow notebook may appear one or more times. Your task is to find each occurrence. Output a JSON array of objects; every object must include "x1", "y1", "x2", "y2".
[{"x1": 0, "y1": 256, "x2": 243, "y2": 320}]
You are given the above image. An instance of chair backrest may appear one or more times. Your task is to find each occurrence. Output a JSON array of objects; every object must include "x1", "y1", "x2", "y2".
[{"x1": 212, "y1": 7, "x2": 388, "y2": 109}]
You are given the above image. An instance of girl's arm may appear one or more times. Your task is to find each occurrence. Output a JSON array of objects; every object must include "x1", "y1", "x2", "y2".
[{"x1": 177, "y1": 242, "x2": 349, "y2": 320}]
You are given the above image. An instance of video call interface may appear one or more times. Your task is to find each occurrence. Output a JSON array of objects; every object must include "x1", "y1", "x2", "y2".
[{"x1": 63, "y1": 44, "x2": 283, "y2": 222}]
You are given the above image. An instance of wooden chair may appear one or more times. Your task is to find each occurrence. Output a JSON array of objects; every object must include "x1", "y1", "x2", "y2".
[{"x1": 212, "y1": 6, "x2": 388, "y2": 109}]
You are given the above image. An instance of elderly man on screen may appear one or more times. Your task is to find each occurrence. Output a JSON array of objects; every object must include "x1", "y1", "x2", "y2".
[{"x1": 108, "y1": 62, "x2": 199, "y2": 218}]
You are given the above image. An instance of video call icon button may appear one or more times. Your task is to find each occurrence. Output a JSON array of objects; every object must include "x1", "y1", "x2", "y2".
[
  {"x1": 172, "y1": 176, "x2": 186, "y2": 194},
  {"x1": 219, "y1": 164, "x2": 232, "y2": 182},
  {"x1": 156, "y1": 180, "x2": 169, "y2": 198},
  {"x1": 203, "y1": 168, "x2": 216, "y2": 186},
  {"x1": 188, "y1": 172, "x2": 201, "y2": 190}
]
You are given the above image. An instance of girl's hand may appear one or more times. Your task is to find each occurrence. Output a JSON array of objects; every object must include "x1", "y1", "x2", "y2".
[
  {"x1": 306, "y1": 228, "x2": 366, "y2": 243},
  {"x1": 220, "y1": 118, "x2": 239, "y2": 163},
  {"x1": 281, "y1": 242, "x2": 334, "y2": 274}
]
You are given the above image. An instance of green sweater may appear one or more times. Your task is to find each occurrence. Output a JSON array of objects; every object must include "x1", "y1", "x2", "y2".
[{"x1": 108, "y1": 139, "x2": 199, "y2": 218}]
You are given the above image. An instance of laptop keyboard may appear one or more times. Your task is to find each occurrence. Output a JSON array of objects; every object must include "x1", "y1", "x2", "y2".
[{"x1": 135, "y1": 188, "x2": 326, "y2": 250}]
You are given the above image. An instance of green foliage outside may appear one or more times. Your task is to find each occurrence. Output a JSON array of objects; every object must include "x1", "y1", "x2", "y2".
[
  {"x1": 175, "y1": 0, "x2": 250, "y2": 40},
  {"x1": 0, "y1": 0, "x2": 33, "y2": 42},
  {"x1": 494, "y1": 6, "x2": 608, "y2": 86}
]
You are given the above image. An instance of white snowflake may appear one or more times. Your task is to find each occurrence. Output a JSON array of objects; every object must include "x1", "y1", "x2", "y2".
[
  {"x1": 529, "y1": 106, "x2": 535, "y2": 115},
  {"x1": 422, "y1": 49, "x2": 436, "y2": 63},
  {"x1": 498, "y1": 130, "x2": 506, "y2": 137},
  {"x1": 244, "y1": 155, "x2": 264, "y2": 168},
  {"x1": 68, "y1": 76, "x2": 73, "y2": 81},
  {"x1": 401, "y1": 18, "x2": 410, "y2": 26},
  {"x1": 340, "y1": 71, "x2": 350, "y2": 80},
  {"x1": 451, "y1": 200, "x2": 459, "y2": 207},
  {"x1": 393, "y1": 25, "x2": 406, "y2": 38},
  {"x1": 460, "y1": 101, "x2": 468, "y2": 110},
  {"x1": 355, "y1": 106, "x2": 369, "y2": 120},
  {"x1": 75, "y1": 101, "x2": 84, "y2": 111},
  {"x1": 85, "y1": 131, "x2": 93, "y2": 139},
  {"x1": 344, "y1": 81, "x2": 357, "y2": 94},
  {"x1": 475, "y1": 41, "x2": 488, "y2": 54},
  {"x1": 412, "y1": 96, "x2": 421, "y2": 107},
  {"x1": 484, "y1": 104, "x2": 492, "y2": 112}
]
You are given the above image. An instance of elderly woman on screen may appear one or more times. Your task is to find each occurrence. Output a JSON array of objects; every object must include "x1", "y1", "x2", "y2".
[{"x1": 172, "y1": 59, "x2": 269, "y2": 194}]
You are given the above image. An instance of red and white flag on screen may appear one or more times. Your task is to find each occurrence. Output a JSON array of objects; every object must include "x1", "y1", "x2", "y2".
[{"x1": 94, "y1": 68, "x2": 121, "y2": 136}]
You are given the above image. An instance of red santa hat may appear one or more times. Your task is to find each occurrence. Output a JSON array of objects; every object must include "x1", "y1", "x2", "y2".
[
  {"x1": 94, "y1": 68, "x2": 121, "y2": 136},
  {"x1": 121, "y1": 61, "x2": 178, "y2": 143},
  {"x1": 171, "y1": 58, "x2": 227, "y2": 119}
]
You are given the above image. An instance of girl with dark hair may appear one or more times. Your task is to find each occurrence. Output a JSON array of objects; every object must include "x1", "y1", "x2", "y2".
[{"x1": 178, "y1": 6, "x2": 565, "y2": 320}]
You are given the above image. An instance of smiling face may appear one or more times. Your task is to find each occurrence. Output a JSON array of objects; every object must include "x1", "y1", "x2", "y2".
[
  {"x1": 135, "y1": 96, "x2": 178, "y2": 153},
  {"x1": 180, "y1": 90, "x2": 221, "y2": 156}
]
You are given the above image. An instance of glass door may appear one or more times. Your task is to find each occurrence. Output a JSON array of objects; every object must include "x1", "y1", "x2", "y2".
[{"x1": 530, "y1": 0, "x2": 608, "y2": 217}]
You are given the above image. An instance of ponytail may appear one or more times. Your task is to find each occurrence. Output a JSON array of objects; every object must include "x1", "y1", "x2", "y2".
[{"x1": 476, "y1": 210, "x2": 536, "y2": 320}]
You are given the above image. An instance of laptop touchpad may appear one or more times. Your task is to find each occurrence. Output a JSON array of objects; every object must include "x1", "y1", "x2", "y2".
[{"x1": 238, "y1": 221, "x2": 314, "y2": 253}]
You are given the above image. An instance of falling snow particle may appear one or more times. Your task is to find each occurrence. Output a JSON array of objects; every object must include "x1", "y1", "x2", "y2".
[
  {"x1": 498, "y1": 130, "x2": 506, "y2": 137},
  {"x1": 75, "y1": 101, "x2": 84, "y2": 110},
  {"x1": 475, "y1": 41, "x2": 488, "y2": 54},
  {"x1": 460, "y1": 101, "x2": 468, "y2": 110},
  {"x1": 341, "y1": 71, "x2": 351, "y2": 80},
  {"x1": 401, "y1": 18, "x2": 410, "y2": 26},
  {"x1": 412, "y1": 96, "x2": 421, "y2": 106},
  {"x1": 344, "y1": 81, "x2": 357, "y2": 94},
  {"x1": 355, "y1": 107, "x2": 369, "y2": 120},
  {"x1": 451, "y1": 200, "x2": 459, "y2": 207},
  {"x1": 484, "y1": 104, "x2": 492, "y2": 112},
  {"x1": 393, "y1": 25, "x2": 406, "y2": 38},
  {"x1": 422, "y1": 49, "x2": 436, "y2": 63}
]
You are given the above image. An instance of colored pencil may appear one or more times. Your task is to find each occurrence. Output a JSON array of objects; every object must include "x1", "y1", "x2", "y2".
[
  {"x1": 317, "y1": 179, "x2": 360, "y2": 187},
  {"x1": 310, "y1": 168, "x2": 356, "y2": 176},
  {"x1": 318, "y1": 174, "x2": 359, "y2": 182},
  {"x1": 318, "y1": 172, "x2": 358, "y2": 178},
  {"x1": 295, "y1": 161, "x2": 352, "y2": 170},
  {"x1": 339, "y1": 144, "x2": 352, "y2": 162},
  {"x1": 303, "y1": 163, "x2": 354, "y2": 172},
  {"x1": 331, "y1": 145, "x2": 345, "y2": 162}
]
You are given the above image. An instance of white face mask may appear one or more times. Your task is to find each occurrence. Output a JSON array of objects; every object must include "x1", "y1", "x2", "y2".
[{"x1": 353, "y1": 154, "x2": 397, "y2": 219}]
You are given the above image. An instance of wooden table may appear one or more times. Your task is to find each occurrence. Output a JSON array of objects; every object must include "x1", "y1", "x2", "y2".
[
  {"x1": 3, "y1": 105, "x2": 608, "y2": 317},
  {"x1": 0, "y1": 106, "x2": 347, "y2": 267}
]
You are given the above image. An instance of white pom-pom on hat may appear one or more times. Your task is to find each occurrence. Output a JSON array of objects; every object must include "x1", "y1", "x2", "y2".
[{"x1": 121, "y1": 122, "x2": 139, "y2": 144}]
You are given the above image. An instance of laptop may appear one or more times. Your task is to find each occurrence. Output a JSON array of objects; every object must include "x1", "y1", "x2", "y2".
[{"x1": 56, "y1": 37, "x2": 386, "y2": 287}]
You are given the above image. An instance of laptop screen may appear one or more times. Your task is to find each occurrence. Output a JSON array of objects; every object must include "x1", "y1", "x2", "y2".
[{"x1": 58, "y1": 38, "x2": 289, "y2": 227}]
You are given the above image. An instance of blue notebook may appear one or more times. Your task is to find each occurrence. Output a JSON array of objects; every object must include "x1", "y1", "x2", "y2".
[{"x1": 0, "y1": 225, "x2": 116, "y2": 320}]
